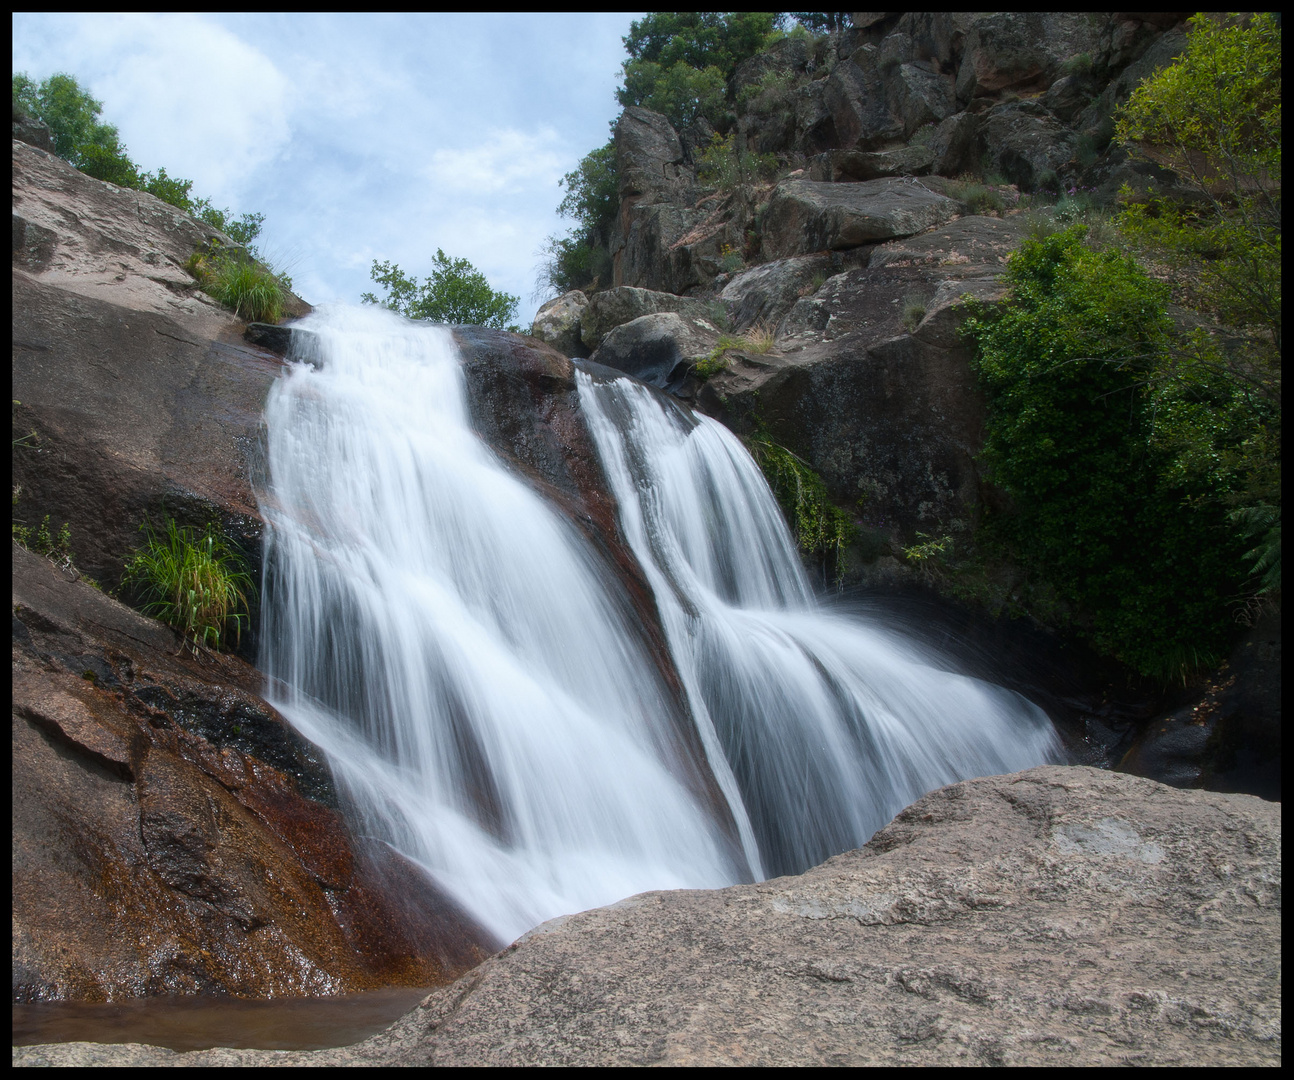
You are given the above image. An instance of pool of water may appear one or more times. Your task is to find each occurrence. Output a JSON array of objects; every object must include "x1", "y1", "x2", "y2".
[{"x1": 12, "y1": 986, "x2": 432, "y2": 1052}]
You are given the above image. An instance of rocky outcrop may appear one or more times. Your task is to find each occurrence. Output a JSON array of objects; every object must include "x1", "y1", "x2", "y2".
[
  {"x1": 15, "y1": 766, "x2": 1280, "y2": 1065},
  {"x1": 11, "y1": 139, "x2": 298, "y2": 602},
  {"x1": 12, "y1": 543, "x2": 495, "y2": 1002},
  {"x1": 579, "y1": 285, "x2": 722, "y2": 352},
  {"x1": 529, "y1": 290, "x2": 590, "y2": 358},
  {"x1": 761, "y1": 177, "x2": 962, "y2": 259},
  {"x1": 589, "y1": 312, "x2": 721, "y2": 390}
]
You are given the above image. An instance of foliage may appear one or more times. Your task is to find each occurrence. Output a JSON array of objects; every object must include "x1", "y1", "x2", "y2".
[
  {"x1": 13, "y1": 71, "x2": 125, "y2": 167},
  {"x1": 619, "y1": 60, "x2": 728, "y2": 130},
  {"x1": 12, "y1": 511, "x2": 74, "y2": 570},
  {"x1": 362, "y1": 251, "x2": 520, "y2": 330},
  {"x1": 617, "y1": 12, "x2": 783, "y2": 128},
  {"x1": 736, "y1": 67, "x2": 799, "y2": 114},
  {"x1": 786, "y1": 12, "x2": 850, "y2": 34},
  {"x1": 693, "y1": 321, "x2": 775, "y2": 378},
  {"x1": 202, "y1": 251, "x2": 286, "y2": 323},
  {"x1": 744, "y1": 429, "x2": 857, "y2": 582},
  {"x1": 901, "y1": 298, "x2": 927, "y2": 333},
  {"x1": 696, "y1": 133, "x2": 778, "y2": 192},
  {"x1": 1115, "y1": 12, "x2": 1281, "y2": 354},
  {"x1": 961, "y1": 226, "x2": 1265, "y2": 679},
  {"x1": 536, "y1": 141, "x2": 619, "y2": 298},
  {"x1": 121, "y1": 518, "x2": 254, "y2": 654},
  {"x1": 1114, "y1": 10, "x2": 1281, "y2": 603},
  {"x1": 16, "y1": 70, "x2": 288, "y2": 294}
]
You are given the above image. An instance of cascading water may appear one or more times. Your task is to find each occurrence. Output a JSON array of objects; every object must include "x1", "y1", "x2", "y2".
[
  {"x1": 259, "y1": 304, "x2": 1058, "y2": 943},
  {"x1": 576, "y1": 370, "x2": 1060, "y2": 877}
]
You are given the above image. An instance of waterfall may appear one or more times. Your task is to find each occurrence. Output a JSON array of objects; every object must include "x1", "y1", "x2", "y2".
[
  {"x1": 577, "y1": 369, "x2": 1060, "y2": 877},
  {"x1": 259, "y1": 305, "x2": 1058, "y2": 944}
]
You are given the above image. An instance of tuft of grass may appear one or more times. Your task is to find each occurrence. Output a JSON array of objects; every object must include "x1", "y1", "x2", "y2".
[
  {"x1": 187, "y1": 243, "x2": 287, "y2": 323},
  {"x1": 121, "y1": 517, "x2": 255, "y2": 654},
  {"x1": 693, "y1": 320, "x2": 776, "y2": 378},
  {"x1": 901, "y1": 298, "x2": 927, "y2": 333}
]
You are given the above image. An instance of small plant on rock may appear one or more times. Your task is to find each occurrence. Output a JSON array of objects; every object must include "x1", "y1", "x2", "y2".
[
  {"x1": 121, "y1": 517, "x2": 255, "y2": 654},
  {"x1": 188, "y1": 242, "x2": 287, "y2": 323},
  {"x1": 901, "y1": 298, "x2": 928, "y2": 333}
]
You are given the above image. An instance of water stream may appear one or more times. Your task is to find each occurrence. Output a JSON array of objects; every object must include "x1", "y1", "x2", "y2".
[{"x1": 258, "y1": 306, "x2": 1058, "y2": 944}]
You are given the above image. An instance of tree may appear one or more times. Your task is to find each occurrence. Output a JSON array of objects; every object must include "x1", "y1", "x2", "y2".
[
  {"x1": 963, "y1": 226, "x2": 1255, "y2": 679},
  {"x1": 1114, "y1": 11, "x2": 1281, "y2": 601},
  {"x1": 536, "y1": 141, "x2": 620, "y2": 298},
  {"x1": 1115, "y1": 13, "x2": 1280, "y2": 356},
  {"x1": 12, "y1": 70, "x2": 123, "y2": 166},
  {"x1": 616, "y1": 12, "x2": 783, "y2": 129},
  {"x1": 362, "y1": 251, "x2": 521, "y2": 331},
  {"x1": 786, "y1": 13, "x2": 851, "y2": 34}
]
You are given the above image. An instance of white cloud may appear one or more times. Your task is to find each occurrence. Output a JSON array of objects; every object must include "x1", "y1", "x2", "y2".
[
  {"x1": 14, "y1": 12, "x2": 291, "y2": 204},
  {"x1": 425, "y1": 128, "x2": 567, "y2": 195}
]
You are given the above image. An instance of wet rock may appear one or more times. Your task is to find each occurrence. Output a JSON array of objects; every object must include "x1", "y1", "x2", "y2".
[
  {"x1": 762, "y1": 178, "x2": 961, "y2": 260},
  {"x1": 12, "y1": 543, "x2": 497, "y2": 1003},
  {"x1": 19, "y1": 766, "x2": 1279, "y2": 1066}
]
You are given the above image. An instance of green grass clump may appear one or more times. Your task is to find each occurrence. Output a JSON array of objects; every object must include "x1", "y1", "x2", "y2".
[
  {"x1": 901, "y1": 298, "x2": 927, "y2": 333},
  {"x1": 187, "y1": 244, "x2": 286, "y2": 323},
  {"x1": 122, "y1": 518, "x2": 255, "y2": 653},
  {"x1": 693, "y1": 321, "x2": 776, "y2": 378}
]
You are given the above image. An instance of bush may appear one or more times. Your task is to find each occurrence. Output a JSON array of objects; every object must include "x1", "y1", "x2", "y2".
[
  {"x1": 697, "y1": 133, "x2": 778, "y2": 193},
  {"x1": 962, "y1": 226, "x2": 1257, "y2": 679},
  {"x1": 121, "y1": 518, "x2": 254, "y2": 653},
  {"x1": 693, "y1": 321, "x2": 775, "y2": 378},
  {"x1": 187, "y1": 244, "x2": 286, "y2": 323},
  {"x1": 362, "y1": 251, "x2": 520, "y2": 330}
]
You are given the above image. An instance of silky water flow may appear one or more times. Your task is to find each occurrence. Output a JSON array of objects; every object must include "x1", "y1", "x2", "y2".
[{"x1": 259, "y1": 306, "x2": 1059, "y2": 944}]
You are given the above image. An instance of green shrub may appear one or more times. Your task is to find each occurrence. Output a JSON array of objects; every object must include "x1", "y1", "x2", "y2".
[
  {"x1": 362, "y1": 251, "x2": 520, "y2": 330},
  {"x1": 737, "y1": 67, "x2": 798, "y2": 113},
  {"x1": 697, "y1": 133, "x2": 778, "y2": 193},
  {"x1": 121, "y1": 518, "x2": 254, "y2": 653},
  {"x1": 962, "y1": 226, "x2": 1259, "y2": 679},
  {"x1": 901, "y1": 298, "x2": 927, "y2": 332}
]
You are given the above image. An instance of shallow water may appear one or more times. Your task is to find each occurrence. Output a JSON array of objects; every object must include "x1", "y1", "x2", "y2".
[{"x1": 11, "y1": 987, "x2": 430, "y2": 1052}]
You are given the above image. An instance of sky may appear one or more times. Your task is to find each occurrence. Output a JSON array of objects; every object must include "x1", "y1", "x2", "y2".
[{"x1": 12, "y1": 12, "x2": 641, "y2": 327}]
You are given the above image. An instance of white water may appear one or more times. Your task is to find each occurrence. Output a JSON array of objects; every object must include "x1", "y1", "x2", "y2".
[
  {"x1": 259, "y1": 305, "x2": 1058, "y2": 943},
  {"x1": 577, "y1": 371, "x2": 1060, "y2": 877}
]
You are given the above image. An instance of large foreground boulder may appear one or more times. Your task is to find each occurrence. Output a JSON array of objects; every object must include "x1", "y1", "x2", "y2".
[{"x1": 15, "y1": 766, "x2": 1279, "y2": 1065}]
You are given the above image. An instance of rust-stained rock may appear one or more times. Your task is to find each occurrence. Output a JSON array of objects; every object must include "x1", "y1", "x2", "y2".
[
  {"x1": 14, "y1": 766, "x2": 1280, "y2": 1066},
  {"x1": 12, "y1": 543, "x2": 497, "y2": 1003}
]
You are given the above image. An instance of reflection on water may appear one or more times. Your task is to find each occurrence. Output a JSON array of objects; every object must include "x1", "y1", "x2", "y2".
[{"x1": 11, "y1": 986, "x2": 430, "y2": 1052}]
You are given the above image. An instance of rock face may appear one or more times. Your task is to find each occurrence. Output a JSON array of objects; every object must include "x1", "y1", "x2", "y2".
[
  {"x1": 11, "y1": 139, "x2": 294, "y2": 601},
  {"x1": 15, "y1": 766, "x2": 1280, "y2": 1066},
  {"x1": 12, "y1": 544, "x2": 496, "y2": 1002},
  {"x1": 762, "y1": 177, "x2": 962, "y2": 259}
]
